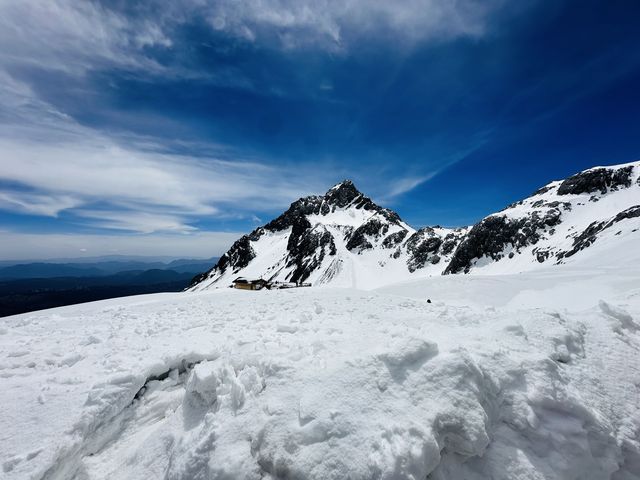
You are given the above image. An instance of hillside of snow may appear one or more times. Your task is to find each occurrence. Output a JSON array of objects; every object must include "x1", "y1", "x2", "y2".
[
  {"x1": 2, "y1": 246, "x2": 640, "y2": 479},
  {"x1": 445, "y1": 160, "x2": 640, "y2": 275},
  {"x1": 2, "y1": 160, "x2": 640, "y2": 479},
  {"x1": 191, "y1": 161, "x2": 640, "y2": 291},
  {"x1": 190, "y1": 180, "x2": 468, "y2": 291}
]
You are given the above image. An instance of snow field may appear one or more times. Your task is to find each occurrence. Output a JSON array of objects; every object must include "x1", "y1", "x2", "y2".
[{"x1": 1, "y1": 266, "x2": 639, "y2": 479}]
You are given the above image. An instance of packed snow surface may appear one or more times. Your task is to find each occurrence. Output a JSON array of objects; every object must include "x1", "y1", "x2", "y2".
[{"x1": 2, "y1": 246, "x2": 640, "y2": 479}]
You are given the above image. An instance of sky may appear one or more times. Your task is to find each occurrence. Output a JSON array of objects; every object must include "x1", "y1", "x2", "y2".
[{"x1": 1, "y1": 0, "x2": 639, "y2": 260}]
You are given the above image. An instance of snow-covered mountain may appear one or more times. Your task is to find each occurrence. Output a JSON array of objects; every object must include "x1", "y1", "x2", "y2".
[
  {"x1": 190, "y1": 180, "x2": 468, "y2": 290},
  {"x1": 191, "y1": 161, "x2": 640, "y2": 290},
  {"x1": 445, "y1": 160, "x2": 640, "y2": 274}
]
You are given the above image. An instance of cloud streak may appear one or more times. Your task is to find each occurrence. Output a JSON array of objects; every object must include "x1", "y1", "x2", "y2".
[
  {"x1": 0, "y1": 0, "x2": 511, "y2": 257},
  {"x1": 0, "y1": 123, "x2": 333, "y2": 232},
  {"x1": 0, "y1": 68, "x2": 334, "y2": 232},
  {"x1": 0, "y1": 0, "x2": 505, "y2": 81},
  {"x1": 0, "y1": 0, "x2": 170, "y2": 75},
  {"x1": 203, "y1": 0, "x2": 503, "y2": 50}
]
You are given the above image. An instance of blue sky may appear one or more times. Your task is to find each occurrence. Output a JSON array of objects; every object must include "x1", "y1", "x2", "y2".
[{"x1": 1, "y1": 0, "x2": 639, "y2": 259}]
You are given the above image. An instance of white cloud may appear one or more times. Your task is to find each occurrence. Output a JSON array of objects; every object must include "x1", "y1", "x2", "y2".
[
  {"x1": 0, "y1": 128, "x2": 331, "y2": 224},
  {"x1": 0, "y1": 0, "x2": 495, "y2": 248},
  {"x1": 201, "y1": 0, "x2": 503, "y2": 50},
  {"x1": 0, "y1": 0, "x2": 170, "y2": 75},
  {"x1": 385, "y1": 175, "x2": 434, "y2": 199},
  {"x1": 0, "y1": 191, "x2": 80, "y2": 217},
  {"x1": 0, "y1": 0, "x2": 505, "y2": 81},
  {"x1": 72, "y1": 209, "x2": 199, "y2": 234},
  {"x1": 0, "y1": 130, "x2": 334, "y2": 232},
  {"x1": 0, "y1": 229, "x2": 240, "y2": 260},
  {"x1": 0, "y1": 70, "x2": 334, "y2": 232}
]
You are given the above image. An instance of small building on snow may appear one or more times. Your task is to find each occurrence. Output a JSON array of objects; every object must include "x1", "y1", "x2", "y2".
[{"x1": 232, "y1": 277, "x2": 269, "y2": 290}]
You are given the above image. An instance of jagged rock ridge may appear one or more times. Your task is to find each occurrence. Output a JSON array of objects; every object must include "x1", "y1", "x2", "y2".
[
  {"x1": 444, "y1": 162, "x2": 640, "y2": 274},
  {"x1": 191, "y1": 161, "x2": 640, "y2": 290},
  {"x1": 190, "y1": 181, "x2": 466, "y2": 289}
]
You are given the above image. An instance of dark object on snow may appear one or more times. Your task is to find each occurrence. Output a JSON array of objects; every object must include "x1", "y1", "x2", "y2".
[
  {"x1": 232, "y1": 277, "x2": 269, "y2": 290},
  {"x1": 426, "y1": 299, "x2": 432, "y2": 304}
]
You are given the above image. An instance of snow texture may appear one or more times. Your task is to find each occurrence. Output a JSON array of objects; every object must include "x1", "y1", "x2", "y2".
[
  {"x1": 1, "y1": 249, "x2": 640, "y2": 479},
  {"x1": 2, "y1": 162, "x2": 640, "y2": 479}
]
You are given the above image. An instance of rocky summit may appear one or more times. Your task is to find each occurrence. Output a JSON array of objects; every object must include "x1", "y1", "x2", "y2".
[{"x1": 191, "y1": 161, "x2": 640, "y2": 290}]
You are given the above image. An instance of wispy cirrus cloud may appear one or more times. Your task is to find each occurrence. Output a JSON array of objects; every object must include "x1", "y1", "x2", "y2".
[
  {"x1": 0, "y1": 125, "x2": 332, "y2": 233},
  {"x1": 0, "y1": 67, "x2": 334, "y2": 233},
  {"x1": 0, "y1": 0, "x2": 511, "y2": 256},
  {"x1": 0, "y1": 0, "x2": 506, "y2": 80},
  {"x1": 0, "y1": 191, "x2": 81, "y2": 217},
  {"x1": 202, "y1": 0, "x2": 504, "y2": 50},
  {"x1": 0, "y1": 0, "x2": 171, "y2": 75}
]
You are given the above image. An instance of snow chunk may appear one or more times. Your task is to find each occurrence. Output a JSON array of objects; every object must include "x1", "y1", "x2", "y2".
[
  {"x1": 185, "y1": 360, "x2": 224, "y2": 405},
  {"x1": 276, "y1": 323, "x2": 298, "y2": 333},
  {"x1": 378, "y1": 338, "x2": 439, "y2": 372},
  {"x1": 599, "y1": 300, "x2": 639, "y2": 333}
]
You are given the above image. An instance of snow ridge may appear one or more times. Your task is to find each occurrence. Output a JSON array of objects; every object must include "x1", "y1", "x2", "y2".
[
  {"x1": 192, "y1": 161, "x2": 640, "y2": 290},
  {"x1": 191, "y1": 180, "x2": 467, "y2": 290}
]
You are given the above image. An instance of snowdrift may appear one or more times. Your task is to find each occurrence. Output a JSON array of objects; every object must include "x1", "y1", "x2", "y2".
[{"x1": 1, "y1": 258, "x2": 639, "y2": 479}]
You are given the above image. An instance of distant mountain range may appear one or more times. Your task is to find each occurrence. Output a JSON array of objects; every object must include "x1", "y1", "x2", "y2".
[
  {"x1": 0, "y1": 257, "x2": 218, "y2": 280},
  {"x1": 190, "y1": 161, "x2": 640, "y2": 290},
  {"x1": 0, "y1": 257, "x2": 218, "y2": 317}
]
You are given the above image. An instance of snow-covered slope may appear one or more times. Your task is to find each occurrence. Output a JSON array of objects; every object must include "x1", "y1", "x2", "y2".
[
  {"x1": 2, "y1": 160, "x2": 639, "y2": 480},
  {"x1": 445, "y1": 160, "x2": 640, "y2": 274},
  {"x1": 191, "y1": 181, "x2": 467, "y2": 290},
  {"x1": 2, "y1": 258, "x2": 639, "y2": 479},
  {"x1": 191, "y1": 161, "x2": 640, "y2": 290}
]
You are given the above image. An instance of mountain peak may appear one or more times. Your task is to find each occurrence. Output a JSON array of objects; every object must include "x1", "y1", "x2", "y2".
[
  {"x1": 325, "y1": 179, "x2": 362, "y2": 207},
  {"x1": 191, "y1": 160, "x2": 640, "y2": 290}
]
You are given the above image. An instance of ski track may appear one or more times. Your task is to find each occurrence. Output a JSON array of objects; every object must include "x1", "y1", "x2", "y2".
[{"x1": 1, "y1": 264, "x2": 639, "y2": 479}]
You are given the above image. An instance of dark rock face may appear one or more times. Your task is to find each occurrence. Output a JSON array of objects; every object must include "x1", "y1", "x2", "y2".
[
  {"x1": 193, "y1": 231, "x2": 260, "y2": 286},
  {"x1": 558, "y1": 205, "x2": 640, "y2": 260},
  {"x1": 557, "y1": 166, "x2": 633, "y2": 196},
  {"x1": 286, "y1": 216, "x2": 313, "y2": 250},
  {"x1": 264, "y1": 196, "x2": 324, "y2": 232},
  {"x1": 382, "y1": 230, "x2": 408, "y2": 249},
  {"x1": 404, "y1": 227, "x2": 466, "y2": 272},
  {"x1": 324, "y1": 180, "x2": 362, "y2": 208},
  {"x1": 405, "y1": 228, "x2": 443, "y2": 272},
  {"x1": 531, "y1": 200, "x2": 572, "y2": 211},
  {"x1": 202, "y1": 180, "x2": 404, "y2": 285},
  {"x1": 444, "y1": 209, "x2": 562, "y2": 274},
  {"x1": 216, "y1": 234, "x2": 258, "y2": 274},
  {"x1": 286, "y1": 225, "x2": 336, "y2": 283},
  {"x1": 346, "y1": 218, "x2": 390, "y2": 252},
  {"x1": 263, "y1": 181, "x2": 401, "y2": 234},
  {"x1": 532, "y1": 185, "x2": 554, "y2": 196},
  {"x1": 445, "y1": 217, "x2": 518, "y2": 274},
  {"x1": 441, "y1": 232, "x2": 462, "y2": 255},
  {"x1": 534, "y1": 248, "x2": 552, "y2": 263},
  {"x1": 187, "y1": 270, "x2": 210, "y2": 289}
]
